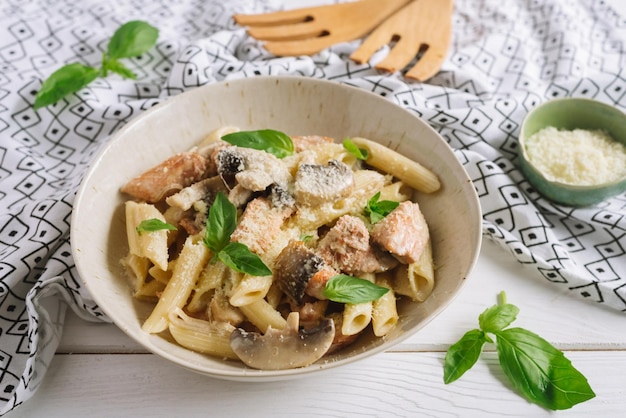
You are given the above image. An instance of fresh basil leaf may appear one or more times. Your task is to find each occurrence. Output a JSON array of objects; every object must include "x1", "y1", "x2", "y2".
[
  {"x1": 221, "y1": 129, "x2": 294, "y2": 159},
  {"x1": 34, "y1": 63, "x2": 100, "y2": 109},
  {"x1": 495, "y1": 327, "x2": 595, "y2": 410},
  {"x1": 107, "y1": 20, "x2": 159, "y2": 59},
  {"x1": 219, "y1": 242, "x2": 272, "y2": 276},
  {"x1": 136, "y1": 218, "x2": 177, "y2": 234},
  {"x1": 203, "y1": 192, "x2": 237, "y2": 253},
  {"x1": 342, "y1": 138, "x2": 368, "y2": 160},
  {"x1": 443, "y1": 329, "x2": 488, "y2": 384},
  {"x1": 323, "y1": 274, "x2": 389, "y2": 304},
  {"x1": 102, "y1": 58, "x2": 136, "y2": 79},
  {"x1": 478, "y1": 303, "x2": 519, "y2": 333},
  {"x1": 364, "y1": 192, "x2": 399, "y2": 224}
]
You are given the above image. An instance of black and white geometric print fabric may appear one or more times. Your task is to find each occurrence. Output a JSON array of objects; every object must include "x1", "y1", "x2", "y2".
[{"x1": 0, "y1": 0, "x2": 624, "y2": 414}]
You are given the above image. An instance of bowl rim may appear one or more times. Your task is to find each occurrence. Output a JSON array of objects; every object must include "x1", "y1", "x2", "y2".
[
  {"x1": 70, "y1": 75, "x2": 483, "y2": 379},
  {"x1": 519, "y1": 97, "x2": 626, "y2": 190}
]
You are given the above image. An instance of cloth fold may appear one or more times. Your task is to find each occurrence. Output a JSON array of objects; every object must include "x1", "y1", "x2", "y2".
[{"x1": 0, "y1": 0, "x2": 624, "y2": 414}]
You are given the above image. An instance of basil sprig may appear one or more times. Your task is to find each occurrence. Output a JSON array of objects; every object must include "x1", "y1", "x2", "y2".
[
  {"x1": 34, "y1": 20, "x2": 158, "y2": 109},
  {"x1": 136, "y1": 218, "x2": 177, "y2": 234},
  {"x1": 221, "y1": 129, "x2": 294, "y2": 159},
  {"x1": 364, "y1": 192, "x2": 399, "y2": 224},
  {"x1": 444, "y1": 292, "x2": 595, "y2": 410},
  {"x1": 342, "y1": 138, "x2": 368, "y2": 160},
  {"x1": 323, "y1": 274, "x2": 389, "y2": 304},
  {"x1": 203, "y1": 192, "x2": 271, "y2": 276}
]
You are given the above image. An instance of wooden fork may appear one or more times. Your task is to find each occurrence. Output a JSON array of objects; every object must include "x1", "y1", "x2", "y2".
[
  {"x1": 233, "y1": 0, "x2": 411, "y2": 57},
  {"x1": 350, "y1": 0, "x2": 454, "y2": 81}
]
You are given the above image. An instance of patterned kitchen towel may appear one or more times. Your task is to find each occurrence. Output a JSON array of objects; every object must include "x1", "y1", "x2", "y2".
[{"x1": 0, "y1": 0, "x2": 625, "y2": 414}]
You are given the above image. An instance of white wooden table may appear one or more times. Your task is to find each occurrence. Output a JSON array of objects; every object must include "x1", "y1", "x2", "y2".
[
  {"x1": 12, "y1": 239, "x2": 626, "y2": 417},
  {"x1": 11, "y1": 0, "x2": 626, "y2": 416}
]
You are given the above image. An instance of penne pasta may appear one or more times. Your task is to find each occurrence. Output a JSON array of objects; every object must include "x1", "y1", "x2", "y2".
[
  {"x1": 350, "y1": 136, "x2": 440, "y2": 193},
  {"x1": 142, "y1": 236, "x2": 210, "y2": 333},
  {"x1": 379, "y1": 181, "x2": 412, "y2": 202},
  {"x1": 120, "y1": 253, "x2": 151, "y2": 298},
  {"x1": 238, "y1": 299, "x2": 287, "y2": 332},
  {"x1": 341, "y1": 302, "x2": 373, "y2": 336},
  {"x1": 372, "y1": 275, "x2": 399, "y2": 337},
  {"x1": 133, "y1": 279, "x2": 166, "y2": 300},
  {"x1": 168, "y1": 308, "x2": 238, "y2": 359},
  {"x1": 187, "y1": 260, "x2": 229, "y2": 313},
  {"x1": 392, "y1": 240, "x2": 435, "y2": 302},
  {"x1": 125, "y1": 201, "x2": 170, "y2": 271},
  {"x1": 148, "y1": 261, "x2": 174, "y2": 285},
  {"x1": 121, "y1": 253, "x2": 165, "y2": 300},
  {"x1": 228, "y1": 274, "x2": 273, "y2": 307}
]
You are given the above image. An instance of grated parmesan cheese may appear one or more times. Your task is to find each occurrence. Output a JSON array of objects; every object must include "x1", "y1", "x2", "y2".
[{"x1": 524, "y1": 127, "x2": 626, "y2": 186}]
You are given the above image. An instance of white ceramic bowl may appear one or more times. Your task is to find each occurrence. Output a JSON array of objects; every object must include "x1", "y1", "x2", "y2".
[{"x1": 71, "y1": 76, "x2": 482, "y2": 380}]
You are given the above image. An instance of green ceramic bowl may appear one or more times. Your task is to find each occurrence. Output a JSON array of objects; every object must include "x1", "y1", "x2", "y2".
[{"x1": 518, "y1": 97, "x2": 626, "y2": 206}]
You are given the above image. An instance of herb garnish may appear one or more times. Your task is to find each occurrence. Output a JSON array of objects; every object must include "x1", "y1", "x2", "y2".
[
  {"x1": 34, "y1": 20, "x2": 158, "y2": 109},
  {"x1": 203, "y1": 192, "x2": 271, "y2": 276},
  {"x1": 323, "y1": 274, "x2": 389, "y2": 304},
  {"x1": 364, "y1": 192, "x2": 399, "y2": 224},
  {"x1": 444, "y1": 292, "x2": 595, "y2": 410},
  {"x1": 221, "y1": 129, "x2": 294, "y2": 159},
  {"x1": 136, "y1": 218, "x2": 177, "y2": 234},
  {"x1": 343, "y1": 138, "x2": 368, "y2": 160}
]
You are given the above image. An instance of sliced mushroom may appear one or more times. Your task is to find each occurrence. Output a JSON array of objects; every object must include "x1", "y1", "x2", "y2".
[
  {"x1": 294, "y1": 160, "x2": 354, "y2": 205},
  {"x1": 274, "y1": 240, "x2": 337, "y2": 305},
  {"x1": 269, "y1": 183, "x2": 296, "y2": 211},
  {"x1": 214, "y1": 146, "x2": 291, "y2": 191},
  {"x1": 230, "y1": 312, "x2": 335, "y2": 370}
]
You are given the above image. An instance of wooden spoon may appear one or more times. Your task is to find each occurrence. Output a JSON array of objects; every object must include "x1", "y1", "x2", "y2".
[
  {"x1": 234, "y1": 0, "x2": 411, "y2": 56},
  {"x1": 350, "y1": 0, "x2": 454, "y2": 81}
]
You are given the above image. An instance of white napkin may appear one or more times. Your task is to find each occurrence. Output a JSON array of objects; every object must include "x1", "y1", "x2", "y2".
[{"x1": 1, "y1": 0, "x2": 624, "y2": 414}]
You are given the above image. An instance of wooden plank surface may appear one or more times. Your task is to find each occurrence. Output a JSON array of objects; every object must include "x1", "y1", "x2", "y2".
[{"x1": 13, "y1": 351, "x2": 626, "y2": 417}]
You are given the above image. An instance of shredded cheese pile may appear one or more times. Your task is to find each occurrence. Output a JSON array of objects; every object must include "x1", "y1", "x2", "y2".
[{"x1": 525, "y1": 127, "x2": 626, "y2": 186}]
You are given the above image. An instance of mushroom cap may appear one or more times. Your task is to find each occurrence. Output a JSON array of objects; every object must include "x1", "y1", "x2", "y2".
[
  {"x1": 294, "y1": 160, "x2": 354, "y2": 205},
  {"x1": 274, "y1": 240, "x2": 326, "y2": 305},
  {"x1": 230, "y1": 312, "x2": 335, "y2": 370}
]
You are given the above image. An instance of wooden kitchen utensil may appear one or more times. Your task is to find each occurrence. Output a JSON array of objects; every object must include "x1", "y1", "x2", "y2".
[
  {"x1": 350, "y1": 0, "x2": 454, "y2": 81},
  {"x1": 233, "y1": 0, "x2": 411, "y2": 56}
]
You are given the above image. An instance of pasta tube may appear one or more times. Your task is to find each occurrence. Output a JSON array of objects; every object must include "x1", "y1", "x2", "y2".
[
  {"x1": 187, "y1": 260, "x2": 228, "y2": 313},
  {"x1": 168, "y1": 309, "x2": 238, "y2": 359},
  {"x1": 142, "y1": 236, "x2": 210, "y2": 333},
  {"x1": 125, "y1": 201, "x2": 170, "y2": 271},
  {"x1": 228, "y1": 274, "x2": 273, "y2": 307},
  {"x1": 372, "y1": 276, "x2": 399, "y2": 337},
  {"x1": 393, "y1": 240, "x2": 435, "y2": 302},
  {"x1": 350, "y1": 137, "x2": 440, "y2": 193},
  {"x1": 239, "y1": 299, "x2": 287, "y2": 332},
  {"x1": 341, "y1": 302, "x2": 373, "y2": 336}
]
